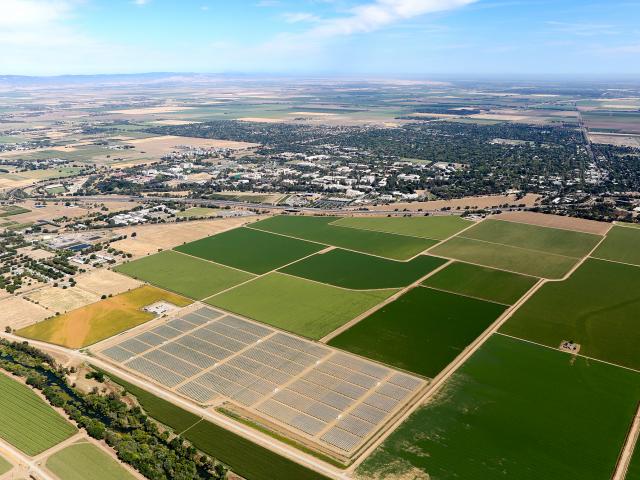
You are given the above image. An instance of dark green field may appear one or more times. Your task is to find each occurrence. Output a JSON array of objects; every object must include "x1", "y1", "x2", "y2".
[
  {"x1": 101, "y1": 369, "x2": 328, "y2": 480},
  {"x1": 629, "y1": 445, "x2": 640, "y2": 480},
  {"x1": 460, "y1": 219, "x2": 602, "y2": 257},
  {"x1": 174, "y1": 227, "x2": 323, "y2": 274},
  {"x1": 280, "y1": 249, "x2": 446, "y2": 289},
  {"x1": 501, "y1": 258, "x2": 640, "y2": 370},
  {"x1": 331, "y1": 216, "x2": 472, "y2": 240},
  {"x1": 592, "y1": 226, "x2": 640, "y2": 266},
  {"x1": 356, "y1": 334, "x2": 640, "y2": 480},
  {"x1": 115, "y1": 250, "x2": 255, "y2": 299},
  {"x1": 251, "y1": 216, "x2": 435, "y2": 260},
  {"x1": 423, "y1": 262, "x2": 537, "y2": 304},
  {"x1": 329, "y1": 287, "x2": 505, "y2": 377}
]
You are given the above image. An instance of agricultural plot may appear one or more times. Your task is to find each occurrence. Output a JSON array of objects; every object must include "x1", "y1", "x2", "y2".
[
  {"x1": 423, "y1": 262, "x2": 537, "y2": 305},
  {"x1": 46, "y1": 442, "x2": 136, "y2": 480},
  {"x1": 329, "y1": 287, "x2": 506, "y2": 378},
  {"x1": 280, "y1": 250, "x2": 447, "y2": 289},
  {"x1": 251, "y1": 216, "x2": 434, "y2": 260},
  {"x1": 115, "y1": 250, "x2": 255, "y2": 299},
  {"x1": 0, "y1": 455, "x2": 11, "y2": 475},
  {"x1": 501, "y1": 258, "x2": 640, "y2": 370},
  {"x1": 100, "y1": 306, "x2": 425, "y2": 457},
  {"x1": 175, "y1": 227, "x2": 323, "y2": 274},
  {"x1": 430, "y1": 219, "x2": 601, "y2": 278},
  {"x1": 176, "y1": 207, "x2": 220, "y2": 218},
  {"x1": 331, "y1": 216, "x2": 472, "y2": 240},
  {"x1": 629, "y1": 445, "x2": 640, "y2": 480},
  {"x1": 18, "y1": 285, "x2": 192, "y2": 348},
  {"x1": 356, "y1": 334, "x2": 640, "y2": 480},
  {"x1": 208, "y1": 273, "x2": 396, "y2": 339},
  {"x1": 0, "y1": 373, "x2": 77, "y2": 456},
  {"x1": 592, "y1": 226, "x2": 640, "y2": 266},
  {"x1": 0, "y1": 205, "x2": 30, "y2": 217}
]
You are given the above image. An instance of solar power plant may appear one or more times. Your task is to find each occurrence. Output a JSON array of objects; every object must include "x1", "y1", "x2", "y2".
[{"x1": 99, "y1": 306, "x2": 426, "y2": 455}]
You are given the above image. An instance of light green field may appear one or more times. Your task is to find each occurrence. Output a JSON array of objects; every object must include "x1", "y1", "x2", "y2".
[
  {"x1": 207, "y1": 272, "x2": 396, "y2": 339},
  {"x1": 592, "y1": 226, "x2": 640, "y2": 266},
  {"x1": 176, "y1": 207, "x2": 220, "y2": 218},
  {"x1": 0, "y1": 373, "x2": 77, "y2": 456},
  {"x1": 423, "y1": 262, "x2": 538, "y2": 304},
  {"x1": 461, "y1": 219, "x2": 602, "y2": 257},
  {"x1": 45, "y1": 185, "x2": 66, "y2": 195},
  {"x1": 429, "y1": 236, "x2": 577, "y2": 278},
  {"x1": 115, "y1": 250, "x2": 255, "y2": 299},
  {"x1": 46, "y1": 442, "x2": 135, "y2": 480},
  {"x1": 331, "y1": 216, "x2": 472, "y2": 240},
  {"x1": 0, "y1": 455, "x2": 11, "y2": 475},
  {"x1": 0, "y1": 205, "x2": 30, "y2": 217},
  {"x1": 356, "y1": 334, "x2": 640, "y2": 480},
  {"x1": 252, "y1": 215, "x2": 435, "y2": 260},
  {"x1": 501, "y1": 258, "x2": 640, "y2": 370}
]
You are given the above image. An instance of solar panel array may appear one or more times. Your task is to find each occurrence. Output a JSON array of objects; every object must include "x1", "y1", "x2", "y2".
[{"x1": 100, "y1": 306, "x2": 425, "y2": 454}]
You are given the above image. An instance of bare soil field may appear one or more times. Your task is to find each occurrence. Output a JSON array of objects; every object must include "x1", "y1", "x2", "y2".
[
  {"x1": 128, "y1": 135, "x2": 258, "y2": 155},
  {"x1": 26, "y1": 286, "x2": 100, "y2": 314},
  {"x1": 75, "y1": 269, "x2": 142, "y2": 296},
  {"x1": 108, "y1": 106, "x2": 195, "y2": 115},
  {"x1": 588, "y1": 132, "x2": 640, "y2": 148},
  {"x1": 149, "y1": 119, "x2": 202, "y2": 125},
  {"x1": 491, "y1": 211, "x2": 611, "y2": 235},
  {"x1": 237, "y1": 117, "x2": 283, "y2": 123},
  {"x1": 360, "y1": 193, "x2": 540, "y2": 212},
  {"x1": 0, "y1": 296, "x2": 50, "y2": 329},
  {"x1": 16, "y1": 247, "x2": 55, "y2": 260},
  {"x1": 111, "y1": 216, "x2": 261, "y2": 256}
]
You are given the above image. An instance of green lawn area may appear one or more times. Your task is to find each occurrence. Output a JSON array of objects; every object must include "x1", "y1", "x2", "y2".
[
  {"x1": 101, "y1": 369, "x2": 329, "y2": 480},
  {"x1": 46, "y1": 442, "x2": 135, "y2": 480},
  {"x1": 423, "y1": 262, "x2": 538, "y2": 304},
  {"x1": 592, "y1": 226, "x2": 640, "y2": 266},
  {"x1": 460, "y1": 219, "x2": 602, "y2": 257},
  {"x1": 251, "y1": 216, "x2": 435, "y2": 260},
  {"x1": 115, "y1": 250, "x2": 255, "y2": 300},
  {"x1": 0, "y1": 454, "x2": 11, "y2": 475},
  {"x1": 501, "y1": 258, "x2": 640, "y2": 370},
  {"x1": 0, "y1": 373, "x2": 77, "y2": 456},
  {"x1": 207, "y1": 272, "x2": 396, "y2": 339},
  {"x1": 175, "y1": 227, "x2": 324, "y2": 274},
  {"x1": 176, "y1": 207, "x2": 220, "y2": 218},
  {"x1": 331, "y1": 216, "x2": 472, "y2": 240},
  {"x1": 280, "y1": 249, "x2": 447, "y2": 289},
  {"x1": 429, "y1": 236, "x2": 578, "y2": 278},
  {"x1": 356, "y1": 334, "x2": 640, "y2": 480},
  {"x1": 329, "y1": 287, "x2": 505, "y2": 377},
  {"x1": 45, "y1": 185, "x2": 66, "y2": 195}
]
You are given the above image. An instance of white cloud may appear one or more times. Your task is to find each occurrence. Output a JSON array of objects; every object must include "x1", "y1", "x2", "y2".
[
  {"x1": 0, "y1": 0, "x2": 74, "y2": 27},
  {"x1": 283, "y1": 12, "x2": 321, "y2": 23},
  {"x1": 546, "y1": 21, "x2": 618, "y2": 36},
  {"x1": 133, "y1": 0, "x2": 151, "y2": 5}
]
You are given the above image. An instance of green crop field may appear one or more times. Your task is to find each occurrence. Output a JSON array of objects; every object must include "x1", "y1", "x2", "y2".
[
  {"x1": 331, "y1": 216, "x2": 472, "y2": 240},
  {"x1": 329, "y1": 287, "x2": 505, "y2": 377},
  {"x1": 0, "y1": 205, "x2": 30, "y2": 217},
  {"x1": 0, "y1": 454, "x2": 11, "y2": 475},
  {"x1": 429, "y1": 236, "x2": 578, "y2": 278},
  {"x1": 423, "y1": 262, "x2": 538, "y2": 304},
  {"x1": 0, "y1": 373, "x2": 77, "y2": 456},
  {"x1": 629, "y1": 445, "x2": 640, "y2": 480},
  {"x1": 102, "y1": 369, "x2": 328, "y2": 480},
  {"x1": 280, "y1": 249, "x2": 447, "y2": 289},
  {"x1": 251, "y1": 216, "x2": 435, "y2": 260},
  {"x1": 501, "y1": 258, "x2": 640, "y2": 370},
  {"x1": 176, "y1": 207, "x2": 220, "y2": 218},
  {"x1": 356, "y1": 334, "x2": 640, "y2": 480},
  {"x1": 46, "y1": 442, "x2": 135, "y2": 480},
  {"x1": 460, "y1": 219, "x2": 602, "y2": 258},
  {"x1": 592, "y1": 226, "x2": 640, "y2": 266},
  {"x1": 208, "y1": 272, "x2": 396, "y2": 339},
  {"x1": 115, "y1": 250, "x2": 255, "y2": 299},
  {"x1": 175, "y1": 227, "x2": 323, "y2": 274}
]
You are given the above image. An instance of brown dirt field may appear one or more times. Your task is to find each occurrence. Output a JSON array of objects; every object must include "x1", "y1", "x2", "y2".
[
  {"x1": 8, "y1": 200, "x2": 92, "y2": 223},
  {"x1": 360, "y1": 193, "x2": 540, "y2": 212},
  {"x1": 0, "y1": 296, "x2": 50, "y2": 330},
  {"x1": 588, "y1": 133, "x2": 640, "y2": 148},
  {"x1": 26, "y1": 286, "x2": 101, "y2": 314},
  {"x1": 490, "y1": 211, "x2": 611, "y2": 235},
  {"x1": 76, "y1": 269, "x2": 142, "y2": 296},
  {"x1": 110, "y1": 216, "x2": 262, "y2": 256},
  {"x1": 16, "y1": 247, "x2": 55, "y2": 260},
  {"x1": 128, "y1": 135, "x2": 258, "y2": 155}
]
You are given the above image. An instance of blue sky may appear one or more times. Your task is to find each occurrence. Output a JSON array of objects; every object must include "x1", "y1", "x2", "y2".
[{"x1": 1, "y1": 0, "x2": 639, "y2": 76}]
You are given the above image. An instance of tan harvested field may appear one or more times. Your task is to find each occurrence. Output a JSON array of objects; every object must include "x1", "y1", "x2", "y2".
[
  {"x1": 491, "y1": 211, "x2": 611, "y2": 235},
  {"x1": 76, "y1": 269, "x2": 142, "y2": 296},
  {"x1": 26, "y1": 286, "x2": 100, "y2": 314},
  {"x1": 111, "y1": 216, "x2": 262, "y2": 256},
  {"x1": 0, "y1": 296, "x2": 50, "y2": 329},
  {"x1": 128, "y1": 135, "x2": 258, "y2": 155},
  {"x1": 237, "y1": 117, "x2": 283, "y2": 123},
  {"x1": 589, "y1": 132, "x2": 640, "y2": 148},
  {"x1": 150, "y1": 119, "x2": 200, "y2": 125},
  {"x1": 109, "y1": 106, "x2": 195, "y2": 115},
  {"x1": 16, "y1": 247, "x2": 55, "y2": 260},
  {"x1": 360, "y1": 193, "x2": 540, "y2": 212}
]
